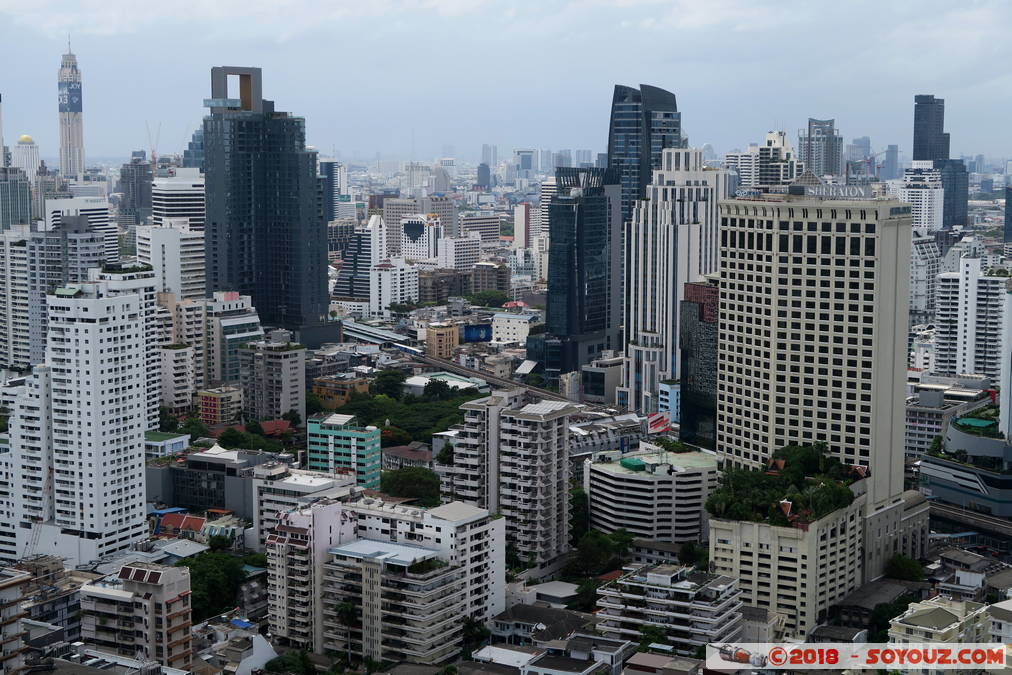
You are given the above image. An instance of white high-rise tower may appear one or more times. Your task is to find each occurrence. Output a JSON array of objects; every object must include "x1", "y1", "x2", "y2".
[
  {"x1": 1, "y1": 279, "x2": 150, "y2": 565},
  {"x1": 58, "y1": 44, "x2": 85, "y2": 179},
  {"x1": 619, "y1": 148, "x2": 731, "y2": 413}
]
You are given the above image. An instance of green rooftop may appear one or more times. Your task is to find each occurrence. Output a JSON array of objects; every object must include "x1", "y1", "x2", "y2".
[
  {"x1": 957, "y1": 417, "x2": 996, "y2": 428},
  {"x1": 145, "y1": 431, "x2": 189, "y2": 443}
]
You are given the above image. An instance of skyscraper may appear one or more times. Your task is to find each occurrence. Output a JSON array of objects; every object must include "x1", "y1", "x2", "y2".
[
  {"x1": 933, "y1": 158, "x2": 968, "y2": 229},
  {"x1": 11, "y1": 135, "x2": 41, "y2": 188},
  {"x1": 723, "y1": 131, "x2": 802, "y2": 187},
  {"x1": 935, "y1": 256, "x2": 1005, "y2": 380},
  {"x1": 535, "y1": 167, "x2": 622, "y2": 380},
  {"x1": 58, "y1": 45, "x2": 85, "y2": 179},
  {"x1": 798, "y1": 118, "x2": 844, "y2": 177},
  {"x1": 151, "y1": 167, "x2": 205, "y2": 231},
  {"x1": 607, "y1": 84, "x2": 683, "y2": 223},
  {"x1": 1005, "y1": 187, "x2": 1012, "y2": 247},
  {"x1": 0, "y1": 93, "x2": 6, "y2": 167},
  {"x1": 913, "y1": 94, "x2": 949, "y2": 162},
  {"x1": 203, "y1": 67, "x2": 332, "y2": 343},
  {"x1": 319, "y1": 159, "x2": 348, "y2": 222},
  {"x1": 717, "y1": 191, "x2": 912, "y2": 511},
  {"x1": 619, "y1": 148, "x2": 731, "y2": 413},
  {"x1": 882, "y1": 144, "x2": 900, "y2": 180},
  {"x1": 118, "y1": 151, "x2": 153, "y2": 225},
  {"x1": 0, "y1": 166, "x2": 30, "y2": 228}
]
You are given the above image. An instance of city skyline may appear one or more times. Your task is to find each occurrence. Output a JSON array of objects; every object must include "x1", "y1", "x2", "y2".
[{"x1": 1, "y1": 0, "x2": 1011, "y2": 162}]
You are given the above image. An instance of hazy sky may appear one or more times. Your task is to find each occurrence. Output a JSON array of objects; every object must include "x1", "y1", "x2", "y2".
[{"x1": 1, "y1": 0, "x2": 1010, "y2": 164}]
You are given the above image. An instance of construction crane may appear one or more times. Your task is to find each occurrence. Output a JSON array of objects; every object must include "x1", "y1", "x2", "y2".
[
  {"x1": 146, "y1": 121, "x2": 162, "y2": 168},
  {"x1": 845, "y1": 148, "x2": 890, "y2": 184},
  {"x1": 22, "y1": 467, "x2": 54, "y2": 558}
]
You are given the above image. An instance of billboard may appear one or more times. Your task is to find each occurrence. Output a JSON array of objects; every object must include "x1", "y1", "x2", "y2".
[
  {"x1": 647, "y1": 411, "x2": 672, "y2": 434},
  {"x1": 462, "y1": 324, "x2": 492, "y2": 343},
  {"x1": 58, "y1": 81, "x2": 82, "y2": 113}
]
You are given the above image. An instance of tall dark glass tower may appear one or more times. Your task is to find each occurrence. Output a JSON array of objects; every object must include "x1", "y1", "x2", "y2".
[
  {"x1": 203, "y1": 67, "x2": 332, "y2": 343},
  {"x1": 606, "y1": 84, "x2": 682, "y2": 223},
  {"x1": 1006, "y1": 187, "x2": 1012, "y2": 246},
  {"x1": 913, "y1": 94, "x2": 949, "y2": 161},
  {"x1": 532, "y1": 167, "x2": 622, "y2": 382},
  {"x1": 934, "y1": 158, "x2": 968, "y2": 229}
]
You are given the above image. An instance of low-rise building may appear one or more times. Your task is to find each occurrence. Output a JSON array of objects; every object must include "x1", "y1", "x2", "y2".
[
  {"x1": 403, "y1": 371, "x2": 489, "y2": 397},
  {"x1": 16, "y1": 556, "x2": 103, "y2": 642},
  {"x1": 196, "y1": 385, "x2": 243, "y2": 426},
  {"x1": 382, "y1": 442, "x2": 433, "y2": 471},
  {"x1": 584, "y1": 444, "x2": 717, "y2": 543},
  {"x1": 888, "y1": 596, "x2": 988, "y2": 645},
  {"x1": 709, "y1": 480, "x2": 868, "y2": 639},
  {"x1": 144, "y1": 431, "x2": 190, "y2": 459},
  {"x1": 306, "y1": 413, "x2": 382, "y2": 489},
  {"x1": 492, "y1": 312, "x2": 539, "y2": 345},
  {"x1": 312, "y1": 375, "x2": 370, "y2": 410},
  {"x1": 426, "y1": 322, "x2": 460, "y2": 359},
  {"x1": 522, "y1": 634, "x2": 636, "y2": 675},
  {"x1": 596, "y1": 565, "x2": 743, "y2": 655},
  {"x1": 905, "y1": 374, "x2": 990, "y2": 459},
  {"x1": 568, "y1": 413, "x2": 645, "y2": 471},
  {"x1": 490, "y1": 604, "x2": 595, "y2": 646},
  {"x1": 79, "y1": 563, "x2": 193, "y2": 671}
]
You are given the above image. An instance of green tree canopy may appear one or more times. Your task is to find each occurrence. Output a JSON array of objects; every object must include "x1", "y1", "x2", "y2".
[
  {"x1": 570, "y1": 486, "x2": 589, "y2": 546},
  {"x1": 884, "y1": 554, "x2": 925, "y2": 581},
  {"x1": 265, "y1": 650, "x2": 315, "y2": 675},
  {"x1": 468, "y1": 290, "x2": 508, "y2": 308},
  {"x1": 371, "y1": 369, "x2": 407, "y2": 400},
  {"x1": 380, "y1": 467, "x2": 441, "y2": 507},
  {"x1": 176, "y1": 552, "x2": 246, "y2": 621},
  {"x1": 423, "y1": 379, "x2": 455, "y2": 401},
  {"x1": 436, "y1": 443, "x2": 454, "y2": 466},
  {"x1": 282, "y1": 409, "x2": 302, "y2": 427},
  {"x1": 306, "y1": 392, "x2": 326, "y2": 415},
  {"x1": 180, "y1": 417, "x2": 210, "y2": 443},
  {"x1": 381, "y1": 426, "x2": 413, "y2": 447},
  {"x1": 159, "y1": 407, "x2": 179, "y2": 432}
]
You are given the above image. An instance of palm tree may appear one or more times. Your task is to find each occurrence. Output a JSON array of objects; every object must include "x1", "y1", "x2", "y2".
[{"x1": 336, "y1": 601, "x2": 358, "y2": 665}]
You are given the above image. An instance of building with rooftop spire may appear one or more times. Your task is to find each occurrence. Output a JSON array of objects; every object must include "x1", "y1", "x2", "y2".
[{"x1": 58, "y1": 43, "x2": 85, "y2": 179}]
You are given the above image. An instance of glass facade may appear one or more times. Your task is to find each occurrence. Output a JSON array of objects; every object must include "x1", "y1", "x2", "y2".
[
  {"x1": 203, "y1": 90, "x2": 329, "y2": 334},
  {"x1": 606, "y1": 84, "x2": 682, "y2": 223},
  {"x1": 913, "y1": 94, "x2": 950, "y2": 162}
]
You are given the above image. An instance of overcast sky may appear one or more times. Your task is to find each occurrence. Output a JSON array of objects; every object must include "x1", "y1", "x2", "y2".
[{"x1": 1, "y1": 0, "x2": 1010, "y2": 165}]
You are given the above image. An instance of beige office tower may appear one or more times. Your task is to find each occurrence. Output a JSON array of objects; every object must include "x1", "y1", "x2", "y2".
[
  {"x1": 711, "y1": 191, "x2": 928, "y2": 637},
  {"x1": 58, "y1": 46, "x2": 85, "y2": 179}
]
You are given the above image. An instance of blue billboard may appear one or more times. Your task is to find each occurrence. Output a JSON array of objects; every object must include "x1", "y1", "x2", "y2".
[
  {"x1": 462, "y1": 324, "x2": 492, "y2": 343},
  {"x1": 58, "y1": 81, "x2": 82, "y2": 113}
]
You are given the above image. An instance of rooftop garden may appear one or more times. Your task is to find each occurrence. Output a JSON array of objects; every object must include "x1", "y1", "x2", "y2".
[
  {"x1": 952, "y1": 405, "x2": 1003, "y2": 438},
  {"x1": 406, "y1": 557, "x2": 448, "y2": 575},
  {"x1": 705, "y1": 443, "x2": 858, "y2": 527}
]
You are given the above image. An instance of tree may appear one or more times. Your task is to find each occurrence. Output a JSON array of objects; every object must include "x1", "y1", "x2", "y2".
[
  {"x1": 381, "y1": 426, "x2": 413, "y2": 447},
  {"x1": 282, "y1": 409, "x2": 302, "y2": 427},
  {"x1": 217, "y1": 427, "x2": 247, "y2": 449},
  {"x1": 568, "y1": 530, "x2": 615, "y2": 577},
  {"x1": 159, "y1": 407, "x2": 179, "y2": 432},
  {"x1": 570, "y1": 486, "x2": 589, "y2": 546},
  {"x1": 884, "y1": 554, "x2": 925, "y2": 581},
  {"x1": 638, "y1": 624, "x2": 669, "y2": 652},
  {"x1": 868, "y1": 594, "x2": 918, "y2": 642},
  {"x1": 380, "y1": 467, "x2": 441, "y2": 507},
  {"x1": 568, "y1": 579, "x2": 600, "y2": 612},
  {"x1": 335, "y1": 601, "x2": 358, "y2": 663},
  {"x1": 176, "y1": 552, "x2": 246, "y2": 621},
  {"x1": 242, "y1": 553, "x2": 268, "y2": 568},
  {"x1": 306, "y1": 392, "x2": 326, "y2": 415},
  {"x1": 679, "y1": 542, "x2": 700, "y2": 565},
  {"x1": 265, "y1": 650, "x2": 315, "y2": 675},
  {"x1": 207, "y1": 535, "x2": 232, "y2": 552},
  {"x1": 436, "y1": 443, "x2": 455, "y2": 466},
  {"x1": 524, "y1": 373, "x2": 545, "y2": 388},
  {"x1": 246, "y1": 420, "x2": 265, "y2": 437},
  {"x1": 423, "y1": 379, "x2": 454, "y2": 401},
  {"x1": 371, "y1": 369, "x2": 407, "y2": 400},
  {"x1": 468, "y1": 290, "x2": 508, "y2": 308},
  {"x1": 180, "y1": 417, "x2": 209, "y2": 443},
  {"x1": 609, "y1": 528, "x2": 635, "y2": 557},
  {"x1": 461, "y1": 618, "x2": 490, "y2": 657}
]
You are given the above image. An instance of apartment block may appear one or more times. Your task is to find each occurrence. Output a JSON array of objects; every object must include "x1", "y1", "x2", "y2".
[
  {"x1": 196, "y1": 385, "x2": 243, "y2": 426},
  {"x1": 251, "y1": 463, "x2": 357, "y2": 549},
  {"x1": 203, "y1": 291, "x2": 264, "y2": 386},
  {"x1": 0, "y1": 568, "x2": 30, "y2": 674},
  {"x1": 266, "y1": 499, "x2": 355, "y2": 652},
  {"x1": 935, "y1": 256, "x2": 1005, "y2": 379},
  {"x1": 888, "y1": 596, "x2": 988, "y2": 645},
  {"x1": 80, "y1": 563, "x2": 193, "y2": 671},
  {"x1": 596, "y1": 564, "x2": 743, "y2": 654},
  {"x1": 439, "y1": 389, "x2": 579, "y2": 570},
  {"x1": 239, "y1": 330, "x2": 306, "y2": 423},
  {"x1": 137, "y1": 219, "x2": 205, "y2": 300},
  {"x1": 306, "y1": 413, "x2": 382, "y2": 488}
]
